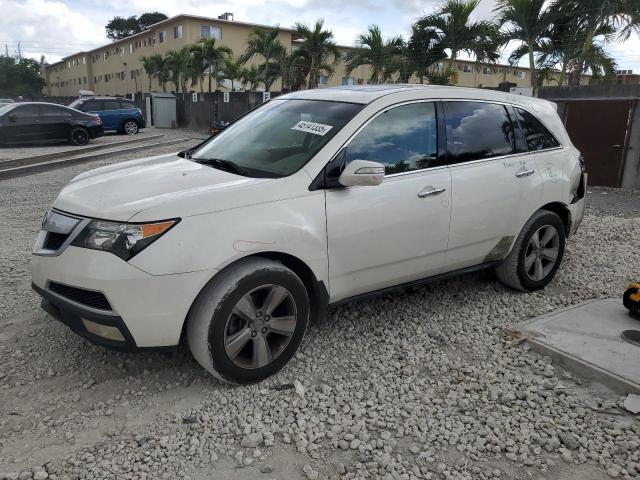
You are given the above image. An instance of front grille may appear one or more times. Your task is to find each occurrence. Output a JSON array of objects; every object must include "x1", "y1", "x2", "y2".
[
  {"x1": 43, "y1": 232, "x2": 69, "y2": 250},
  {"x1": 48, "y1": 282, "x2": 112, "y2": 311}
]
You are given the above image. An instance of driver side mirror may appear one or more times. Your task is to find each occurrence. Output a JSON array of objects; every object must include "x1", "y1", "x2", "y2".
[{"x1": 338, "y1": 160, "x2": 385, "y2": 187}]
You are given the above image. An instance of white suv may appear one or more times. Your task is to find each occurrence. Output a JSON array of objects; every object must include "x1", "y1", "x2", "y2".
[{"x1": 31, "y1": 85, "x2": 586, "y2": 384}]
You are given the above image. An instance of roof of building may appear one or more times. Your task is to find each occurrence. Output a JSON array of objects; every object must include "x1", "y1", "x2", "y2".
[
  {"x1": 281, "y1": 84, "x2": 556, "y2": 107},
  {"x1": 47, "y1": 13, "x2": 297, "y2": 67}
]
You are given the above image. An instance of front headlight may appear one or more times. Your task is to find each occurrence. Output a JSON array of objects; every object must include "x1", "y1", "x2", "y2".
[{"x1": 71, "y1": 219, "x2": 179, "y2": 260}]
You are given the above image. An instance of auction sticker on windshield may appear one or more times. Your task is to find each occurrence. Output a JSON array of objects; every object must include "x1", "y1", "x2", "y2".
[{"x1": 291, "y1": 121, "x2": 333, "y2": 136}]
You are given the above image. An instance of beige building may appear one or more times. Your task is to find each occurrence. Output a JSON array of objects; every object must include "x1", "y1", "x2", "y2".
[{"x1": 44, "y1": 13, "x2": 585, "y2": 97}]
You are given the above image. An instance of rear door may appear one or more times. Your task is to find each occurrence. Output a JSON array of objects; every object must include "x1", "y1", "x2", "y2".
[
  {"x1": 102, "y1": 99, "x2": 123, "y2": 130},
  {"x1": 325, "y1": 101, "x2": 452, "y2": 301},
  {"x1": 443, "y1": 100, "x2": 543, "y2": 271},
  {"x1": 38, "y1": 105, "x2": 72, "y2": 140},
  {"x1": 78, "y1": 99, "x2": 106, "y2": 128}
]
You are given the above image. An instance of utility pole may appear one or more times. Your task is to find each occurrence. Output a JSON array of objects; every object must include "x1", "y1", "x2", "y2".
[
  {"x1": 17, "y1": 42, "x2": 21, "y2": 60},
  {"x1": 4, "y1": 44, "x2": 8, "y2": 57}
]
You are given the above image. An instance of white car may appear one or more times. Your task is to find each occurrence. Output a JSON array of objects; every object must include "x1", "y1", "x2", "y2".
[{"x1": 31, "y1": 85, "x2": 586, "y2": 384}]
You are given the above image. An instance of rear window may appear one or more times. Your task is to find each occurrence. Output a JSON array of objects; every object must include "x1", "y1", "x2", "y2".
[
  {"x1": 514, "y1": 107, "x2": 560, "y2": 151},
  {"x1": 103, "y1": 99, "x2": 121, "y2": 110},
  {"x1": 444, "y1": 101, "x2": 516, "y2": 164}
]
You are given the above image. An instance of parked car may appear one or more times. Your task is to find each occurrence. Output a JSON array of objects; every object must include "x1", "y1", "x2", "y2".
[
  {"x1": 0, "y1": 98, "x2": 15, "y2": 108},
  {"x1": 32, "y1": 85, "x2": 586, "y2": 384},
  {"x1": 68, "y1": 97, "x2": 145, "y2": 134},
  {"x1": 0, "y1": 102, "x2": 103, "y2": 146}
]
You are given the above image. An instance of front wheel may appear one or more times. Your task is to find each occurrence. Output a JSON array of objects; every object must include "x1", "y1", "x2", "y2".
[
  {"x1": 122, "y1": 120, "x2": 139, "y2": 135},
  {"x1": 495, "y1": 210, "x2": 566, "y2": 291},
  {"x1": 70, "y1": 127, "x2": 90, "y2": 146},
  {"x1": 187, "y1": 258, "x2": 310, "y2": 384}
]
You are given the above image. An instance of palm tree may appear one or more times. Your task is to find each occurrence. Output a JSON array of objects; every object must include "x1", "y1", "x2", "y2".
[
  {"x1": 344, "y1": 25, "x2": 403, "y2": 84},
  {"x1": 218, "y1": 58, "x2": 245, "y2": 91},
  {"x1": 141, "y1": 54, "x2": 165, "y2": 91},
  {"x1": 495, "y1": 0, "x2": 552, "y2": 88},
  {"x1": 243, "y1": 27, "x2": 286, "y2": 91},
  {"x1": 293, "y1": 20, "x2": 340, "y2": 88},
  {"x1": 200, "y1": 37, "x2": 233, "y2": 92},
  {"x1": 164, "y1": 47, "x2": 192, "y2": 93},
  {"x1": 416, "y1": 0, "x2": 500, "y2": 76},
  {"x1": 241, "y1": 64, "x2": 261, "y2": 91},
  {"x1": 407, "y1": 23, "x2": 447, "y2": 83},
  {"x1": 554, "y1": 0, "x2": 639, "y2": 85}
]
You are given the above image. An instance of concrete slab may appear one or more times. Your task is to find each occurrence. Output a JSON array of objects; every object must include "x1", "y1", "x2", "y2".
[{"x1": 520, "y1": 298, "x2": 640, "y2": 394}]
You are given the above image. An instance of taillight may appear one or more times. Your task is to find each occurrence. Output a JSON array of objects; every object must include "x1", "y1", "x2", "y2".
[
  {"x1": 137, "y1": 108, "x2": 142, "y2": 115},
  {"x1": 578, "y1": 155, "x2": 586, "y2": 173}
]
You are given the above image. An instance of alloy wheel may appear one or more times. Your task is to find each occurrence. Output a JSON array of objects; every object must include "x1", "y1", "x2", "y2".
[
  {"x1": 73, "y1": 129, "x2": 88, "y2": 145},
  {"x1": 124, "y1": 121, "x2": 138, "y2": 134},
  {"x1": 524, "y1": 225, "x2": 560, "y2": 281},
  {"x1": 223, "y1": 284, "x2": 297, "y2": 369}
]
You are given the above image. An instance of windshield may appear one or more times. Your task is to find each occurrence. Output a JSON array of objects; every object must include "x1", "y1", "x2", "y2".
[
  {"x1": 0, "y1": 104, "x2": 17, "y2": 116},
  {"x1": 68, "y1": 99, "x2": 83, "y2": 109},
  {"x1": 190, "y1": 99, "x2": 362, "y2": 178}
]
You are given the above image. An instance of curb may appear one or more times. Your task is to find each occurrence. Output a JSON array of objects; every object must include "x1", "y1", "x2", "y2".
[
  {"x1": 0, "y1": 134, "x2": 166, "y2": 169},
  {"x1": 0, "y1": 138, "x2": 192, "y2": 180}
]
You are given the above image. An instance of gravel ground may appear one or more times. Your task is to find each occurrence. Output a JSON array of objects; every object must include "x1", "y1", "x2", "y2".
[
  {"x1": 0, "y1": 148, "x2": 639, "y2": 480},
  {"x1": 0, "y1": 128, "x2": 208, "y2": 162}
]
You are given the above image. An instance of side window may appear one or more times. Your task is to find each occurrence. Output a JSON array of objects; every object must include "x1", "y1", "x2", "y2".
[
  {"x1": 81, "y1": 100, "x2": 102, "y2": 111},
  {"x1": 103, "y1": 100, "x2": 121, "y2": 111},
  {"x1": 444, "y1": 101, "x2": 515, "y2": 164},
  {"x1": 11, "y1": 105, "x2": 40, "y2": 120},
  {"x1": 119, "y1": 100, "x2": 134, "y2": 110},
  {"x1": 345, "y1": 102, "x2": 440, "y2": 175},
  {"x1": 39, "y1": 105, "x2": 63, "y2": 117},
  {"x1": 514, "y1": 107, "x2": 560, "y2": 151}
]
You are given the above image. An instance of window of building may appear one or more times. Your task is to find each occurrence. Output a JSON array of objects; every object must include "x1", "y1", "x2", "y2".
[
  {"x1": 514, "y1": 107, "x2": 560, "y2": 151},
  {"x1": 159, "y1": 31, "x2": 166, "y2": 43},
  {"x1": 174, "y1": 25, "x2": 183, "y2": 39},
  {"x1": 129, "y1": 44, "x2": 133, "y2": 54},
  {"x1": 200, "y1": 25, "x2": 222, "y2": 39},
  {"x1": 318, "y1": 75, "x2": 328, "y2": 85},
  {"x1": 463, "y1": 65, "x2": 473, "y2": 73},
  {"x1": 345, "y1": 102, "x2": 440, "y2": 174},
  {"x1": 341, "y1": 77, "x2": 355, "y2": 86},
  {"x1": 444, "y1": 101, "x2": 516, "y2": 164}
]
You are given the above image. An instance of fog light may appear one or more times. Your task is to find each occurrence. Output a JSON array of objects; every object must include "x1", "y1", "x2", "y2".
[{"x1": 81, "y1": 319, "x2": 125, "y2": 342}]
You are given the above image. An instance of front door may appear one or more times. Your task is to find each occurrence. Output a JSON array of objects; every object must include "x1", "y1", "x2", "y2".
[
  {"x1": 325, "y1": 102, "x2": 452, "y2": 302},
  {"x1": 2, "y1": 104, "x2": 43, "y2": 143}
]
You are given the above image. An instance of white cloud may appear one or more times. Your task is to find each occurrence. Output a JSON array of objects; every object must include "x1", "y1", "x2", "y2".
[{"x1": 0, "y1": 0, "x2": 105, "y2": 62}]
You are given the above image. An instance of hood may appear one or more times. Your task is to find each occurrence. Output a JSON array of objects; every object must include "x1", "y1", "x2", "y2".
[{"x1": 53, "y1": 153, "x2": 274, "y2": 221}]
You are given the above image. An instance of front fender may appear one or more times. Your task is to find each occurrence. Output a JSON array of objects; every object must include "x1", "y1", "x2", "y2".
[{"x1": 128, "y1": 192, "x2": 328, "y2": 287}]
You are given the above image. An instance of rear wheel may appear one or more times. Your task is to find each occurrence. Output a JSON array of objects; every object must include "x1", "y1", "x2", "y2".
[
  {"x1": 70, "y1": 127, "x2": 90, "y2": 146},
  {"x1": 122, "y1": 120, "x2": 139, "y2": 135},
  {"x1": 495, "y1": 210, "x2": 566, "y2": 291},
  {"x1": 187, "y1": 257, "x2": 309, "y2": 384}
]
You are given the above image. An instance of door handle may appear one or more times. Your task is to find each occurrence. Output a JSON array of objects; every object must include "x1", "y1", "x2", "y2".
[
  {"x1": 417, "y1": 186, "x2": 446, "y2": 198},
  {"x1": 515, "y1": 169, "x2": 536, "y2": 178}
]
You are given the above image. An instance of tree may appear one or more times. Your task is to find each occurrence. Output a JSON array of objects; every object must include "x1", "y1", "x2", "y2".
[
  {"x1": 407, "y1": 24, "x2": 447, "y2": 83},
  {"x1": 241, "y1": 64, "x2": 261, "y2": 91},
  {"x1": 416, "y1": 0, "x2": 500, "y2": 82},
  {"x1": 243, "y1": 27, "x2": 286, "y2": 91},
  {"x1": 141, "y1": 54, "x2": 162, "y2": 91},
  {"x1": 200, "y1": 37, "x2": 233, "y2": 92},
  {"x1": 218, "y1": 58, "x2": 245, "y2": 91},
  {"x1": 344, "y1": 25, "x2": 403, "y2": 84},
  {"x1": 293, "y1": 20, "x2": 340, "y2": 88},
  {"x1": 106, "y1": 12, "x2": 167, "y2": 41},
  {"x1": 0, "y1": 56, "x2": 45, "y2": 97},
  {"x1": 495, "y1": 0, "x2": 552, "y2": 88},
  {"x1": 555, "y1": 0, "x2": 639, "y2": 85},
  {"x1": 164, "y1": 47, "x2": 193, "y2": 93}
]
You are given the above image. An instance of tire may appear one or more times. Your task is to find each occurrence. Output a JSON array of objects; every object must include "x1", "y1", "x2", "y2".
[
  {"x1": 187, "y1": 257, "x2": 310, "y2": 384},
  {"x1": 69, "y1": 127, "x2": 90, "y2": 146},
  {"x1": 495, "y1": 209, "x2": 566, "y2": 292},
  {"x1": 122, "y1": 120, "x2": 139, "y2": 135}
]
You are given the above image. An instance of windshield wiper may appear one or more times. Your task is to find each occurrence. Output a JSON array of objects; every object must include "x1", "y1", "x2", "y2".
[{"x1": 192, "y1": 157, "x2": 248, "y2": 176}]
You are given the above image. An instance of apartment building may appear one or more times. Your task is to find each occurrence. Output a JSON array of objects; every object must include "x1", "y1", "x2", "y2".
[{"x1": 44, "y1": 13, "x2": 582, "y2": 97}]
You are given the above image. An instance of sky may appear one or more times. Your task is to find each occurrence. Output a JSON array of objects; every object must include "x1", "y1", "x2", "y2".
[{"x1": 1, "y1": 0, "x2": 640, "y2": 71}]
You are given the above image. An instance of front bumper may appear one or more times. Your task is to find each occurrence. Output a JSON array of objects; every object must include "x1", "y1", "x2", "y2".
[{"x1": 31, "y1": 245, "x2": 216, "y2": 348}]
